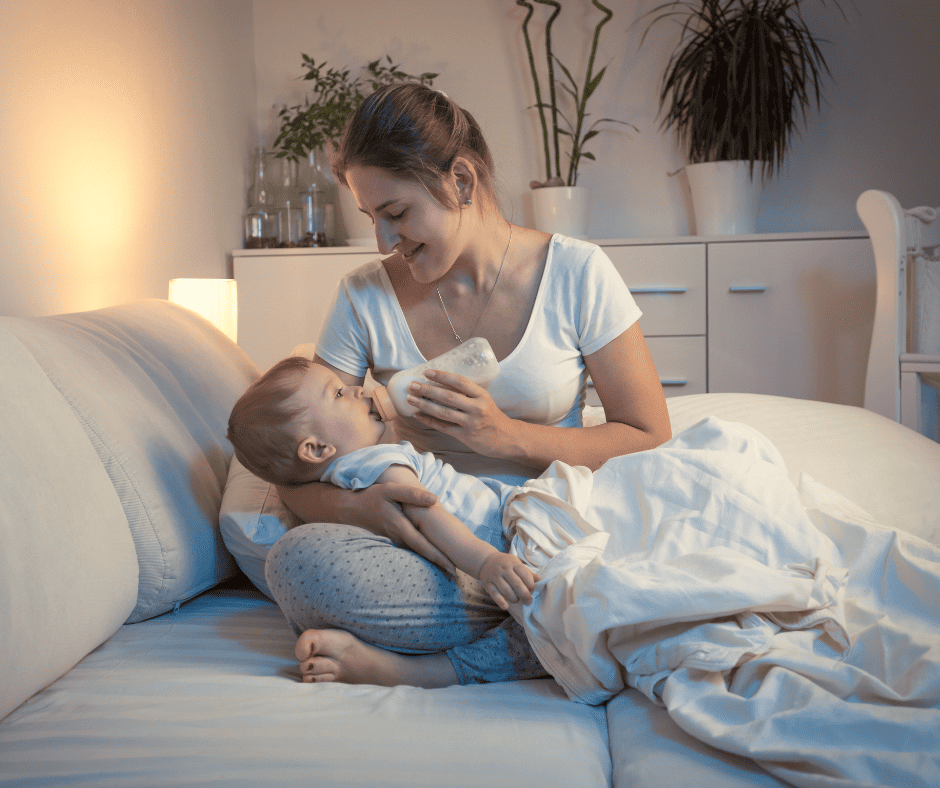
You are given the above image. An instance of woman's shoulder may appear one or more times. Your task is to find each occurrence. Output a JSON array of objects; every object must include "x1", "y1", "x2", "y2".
[
  {"x1": 548, "y1": 234, "x2": 606, "y2": 261},
  {"x1": 512, "y1": 230, "x2": 600, "y2": 282},
  {"x1": 342, "y1": 251, "x2": 424, "y2": 306},
  {"x1": 341, "y1": 256, "x2": 387, "y2": 287},
  {"x1": 544, "y1": 234, "x2": 616, "y2": 284},
  {"x1": 334, "y1": 256, "x2": 395, "y2": 306}
]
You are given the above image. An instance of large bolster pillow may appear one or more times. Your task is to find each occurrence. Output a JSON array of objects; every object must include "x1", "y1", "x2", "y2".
[
  {"x1": 1, "y1": 300, "x2": 260, "y2": 622},
  {"x1": 0, "y1": 329, "x2": 139, "y2": 720}
]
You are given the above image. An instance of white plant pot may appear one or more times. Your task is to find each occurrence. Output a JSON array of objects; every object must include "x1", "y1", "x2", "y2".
[
  {"x1": 337, "y1": 186, "x2": 377, "y2": 246},
  {"x1": 531, "y1": 186, "x2": 589, "y2": 239},
  {"x1": 685, "y1": 161, "x2": 762, "y2": 235}
]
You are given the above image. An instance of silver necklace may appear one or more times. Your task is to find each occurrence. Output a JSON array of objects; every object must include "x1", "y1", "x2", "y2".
[{"x1": 436, "y1": 224, "x2": 513, "y2": 344}]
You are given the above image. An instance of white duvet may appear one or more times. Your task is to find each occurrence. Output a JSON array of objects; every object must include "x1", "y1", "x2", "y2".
[{"x1": 504, "y1": 417, "x2": 940, "y2": 788}]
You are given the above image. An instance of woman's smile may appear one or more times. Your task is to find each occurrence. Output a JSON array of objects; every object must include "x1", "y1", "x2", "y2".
[
  {"x1": 345, "y1": 165, "x2": 463, "y2": 278},
  {"x1": 401, "y1": 243, "x2": 424, "y2": 261}
]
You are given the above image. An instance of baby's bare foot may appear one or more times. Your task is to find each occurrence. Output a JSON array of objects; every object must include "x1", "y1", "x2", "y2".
[{"x1": 294, "y1": 629, "x2": 458, "y2": 688}]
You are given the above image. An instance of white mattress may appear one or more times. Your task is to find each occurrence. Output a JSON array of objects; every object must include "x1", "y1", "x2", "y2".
[
  {"x1": 5, "y1": 393, "x2": 935, "y2": 788},
  {"x1": 607, "y1": 691, "x2": 788, "y2": 788},
  {"x1": 0, "y1": 584, "x2": 611, "y2": 788}
]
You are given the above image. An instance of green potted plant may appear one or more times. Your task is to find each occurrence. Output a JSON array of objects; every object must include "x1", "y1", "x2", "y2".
[
  {"x1": 272, "y1": 56, "x2": 437, "y2": 245},
  {"x1": 515, "y1": 0, "x2": 634, "y2": 238},
  {"x1": 273, "y1": 56, "x2": 437, "y2": 162},
  {"x1": 643, "y1": 0, "x2": 848, "y2": 234}
]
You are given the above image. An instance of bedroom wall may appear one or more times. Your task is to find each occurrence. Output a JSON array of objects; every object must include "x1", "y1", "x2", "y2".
[
  {"x1": 0, "y1": 0, "x2": 256, "y2": 317},
  {"x1": 2, "y1": 0, "x2": 936, "y2": 318},
  {"x1": 251, "y1": 0, "x2": 940, "y2": 240}
]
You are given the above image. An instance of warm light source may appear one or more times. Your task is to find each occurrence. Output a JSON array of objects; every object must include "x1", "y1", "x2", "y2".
[{"x1": 168, "y1": 278, "x2": 238, "y2": 343}]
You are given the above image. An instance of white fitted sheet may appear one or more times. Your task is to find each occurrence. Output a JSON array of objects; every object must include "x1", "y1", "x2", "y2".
[
  {"x1": 0, "y1": 585, "x2": 611, "y2": 788},
  {"x1": 5, "y1": 393, "x2": 936, "y2": 788}
]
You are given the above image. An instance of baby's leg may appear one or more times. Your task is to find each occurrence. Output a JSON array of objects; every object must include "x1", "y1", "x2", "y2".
[{"x1": 265, "y1": 523, "x2": 546, "y2": 685}]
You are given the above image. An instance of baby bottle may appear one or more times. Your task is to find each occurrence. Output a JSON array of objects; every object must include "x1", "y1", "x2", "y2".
[{"x1": 371, "y1": 338, "x2": 500, "y2": 422}]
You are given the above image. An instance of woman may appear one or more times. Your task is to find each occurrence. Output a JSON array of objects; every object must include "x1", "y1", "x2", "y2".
[{"x1": 265, "y1": 83, "x2": 670, "y2": 688}]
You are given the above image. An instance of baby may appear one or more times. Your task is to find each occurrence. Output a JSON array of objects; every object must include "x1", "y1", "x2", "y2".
[
  {"x1": 227, "y1": 356, "x2": 541, "y2": 617},
  {"x1": 229, "y1": 357, "x2": 847, "y2": 699}
]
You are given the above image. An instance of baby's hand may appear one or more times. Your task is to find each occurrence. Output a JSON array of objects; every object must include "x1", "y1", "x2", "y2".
[{"x1": 478, "y1": 553, "x2": 541, "y2": 610}]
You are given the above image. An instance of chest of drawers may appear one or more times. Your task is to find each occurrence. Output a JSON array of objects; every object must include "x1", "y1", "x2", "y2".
[
  {"x1": 597, "y1": 232, "x2": 874, "y2": 406},
  {"x1": 233, "y1": 231, "x2": 874, "y2": 407}
]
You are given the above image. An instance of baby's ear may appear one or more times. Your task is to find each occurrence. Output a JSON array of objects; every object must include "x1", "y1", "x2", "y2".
[{"x1": 297, "y1": 437, "x2": 336, "y2": 467}]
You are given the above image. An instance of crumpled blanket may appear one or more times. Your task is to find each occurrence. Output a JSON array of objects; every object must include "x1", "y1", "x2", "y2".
[{"x1": 503, "y1": 416, "x2": 940, "y2": 788}]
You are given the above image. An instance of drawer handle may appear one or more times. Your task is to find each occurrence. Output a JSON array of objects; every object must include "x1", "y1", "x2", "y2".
[
  {"x1": 629, "y1": 286, "x2": 688, "y2": 294},
  {"x1": 729, "y1": 285, "x2": 767, "y2": 293},
  {"x1": 591, "y1": 377, "x2": 688, "y2": 389}
]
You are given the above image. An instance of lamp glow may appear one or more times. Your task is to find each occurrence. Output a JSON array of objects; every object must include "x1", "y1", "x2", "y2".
[{"x1": 168, "y1": 278, "x2": 238, "y2": 343}]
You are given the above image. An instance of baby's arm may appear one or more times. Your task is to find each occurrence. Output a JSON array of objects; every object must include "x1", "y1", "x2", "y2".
[{"x1": 376, "y1": 465, "x2": 540, "y2": 610}]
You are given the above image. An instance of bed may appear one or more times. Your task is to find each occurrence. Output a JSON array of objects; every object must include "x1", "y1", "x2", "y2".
[{"x1": 1, "y1": 300, "x2": 938, "y2": 787}]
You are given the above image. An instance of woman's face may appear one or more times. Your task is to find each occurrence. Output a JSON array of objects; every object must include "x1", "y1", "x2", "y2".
[{"x1": 345, "y1": 165, "x2": 465, "y2": 284}]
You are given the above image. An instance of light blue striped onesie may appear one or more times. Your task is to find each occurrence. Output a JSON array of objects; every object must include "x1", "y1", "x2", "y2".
[{"x1": 322, "y1": 442, "x2": 514, "y2": 552}]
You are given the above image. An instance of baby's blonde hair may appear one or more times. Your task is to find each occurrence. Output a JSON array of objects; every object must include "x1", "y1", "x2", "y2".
[{"x1": 227, "y1": 356, "x2": 314, "y2": 486}]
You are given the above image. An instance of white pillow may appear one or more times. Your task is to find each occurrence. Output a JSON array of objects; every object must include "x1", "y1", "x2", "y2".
[
  {"x1": 219, "y1": 456, "x2": 299, "y2": 599},
  {"x1": 589, "y1": 395, "x2": 939, "y2": 545},
  {"x1": 0, "y1": 328, "x2": 139, "y2": 720},
  {"x1": 666, "y1": 393, "x2": 940, "y2": 545},
  {"x1": 2, "y1": 301, "x2": 259, "y2": 623}
]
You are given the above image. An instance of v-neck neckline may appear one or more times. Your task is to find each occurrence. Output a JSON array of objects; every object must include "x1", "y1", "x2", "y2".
[{"x1": 377, "y1": 234, "x2": 558, "y2": 365}]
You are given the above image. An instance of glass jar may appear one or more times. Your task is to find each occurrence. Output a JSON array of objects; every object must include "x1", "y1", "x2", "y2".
[
  {"x1": 272, "y1": 156, "x2": 303, "y2": 246},
  {"x1": 243, "y1": 147, "x2": 277, "y2": 248},
  {"x1": 298, "y1": 148, "x2": 335, "y2": 246}
]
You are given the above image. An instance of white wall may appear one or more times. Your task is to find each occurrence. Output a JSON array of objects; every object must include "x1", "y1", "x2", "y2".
[
  {"x1": 0, "y1": 0, "x2": 256, "y2": 317},
  {"x1": 252, "y1": 0, "x2": 940, "y2": 239},
  {"x1": 2, "y1": 0, "x2": 937, "y2": 317}
]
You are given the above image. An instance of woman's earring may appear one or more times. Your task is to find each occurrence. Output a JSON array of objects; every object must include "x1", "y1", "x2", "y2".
[{"x1": 464, "y1": 198, "x2": 472, "y2": 207}]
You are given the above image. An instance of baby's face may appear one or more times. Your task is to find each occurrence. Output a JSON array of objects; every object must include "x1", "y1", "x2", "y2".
[{"x1": 290, "y1": 365, "x2": 387, "y2": 459}]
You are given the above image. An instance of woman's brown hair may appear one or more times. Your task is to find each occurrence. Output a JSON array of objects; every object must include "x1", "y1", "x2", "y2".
[{"x1": 331, "y1": 83, "x2": 497, "y2": 210}]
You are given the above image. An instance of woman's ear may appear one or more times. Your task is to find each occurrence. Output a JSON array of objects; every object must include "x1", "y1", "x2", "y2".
[
  {"x1": 450, "y1": 157, "x2": 476, "y2": 206},
  {"x1": 297, "y1": 437, "x2": 336, "y2": 467}
]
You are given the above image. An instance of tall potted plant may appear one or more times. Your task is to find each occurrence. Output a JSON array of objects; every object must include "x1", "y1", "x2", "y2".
[
  {"x1": 273, "y1": 56, "x2": 437, "y2": 245},
  {"x1": 644, "y1": 0, "x2": 848, "y2": 234},
  {"x1": 515, "y1": 0, "x2": 634, "y2": 238}
]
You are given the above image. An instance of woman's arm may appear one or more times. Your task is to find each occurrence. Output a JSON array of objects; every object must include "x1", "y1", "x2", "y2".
[
  {"x1": 408, "y1": 323, "x2": 671, "y2": 472},
  {"x1": 377, "y1": 466, "x2": 539, "y2": 610}
]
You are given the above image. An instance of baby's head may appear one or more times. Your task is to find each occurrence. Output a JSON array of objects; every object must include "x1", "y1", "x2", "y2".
[{"x1": 227, "y1": 358, "x2": 385, "y2": 486}]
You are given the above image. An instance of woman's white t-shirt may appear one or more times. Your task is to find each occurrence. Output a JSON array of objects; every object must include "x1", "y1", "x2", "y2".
[{"x1": 316, "y1": 234, "x2": 641, "y2": 484}]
